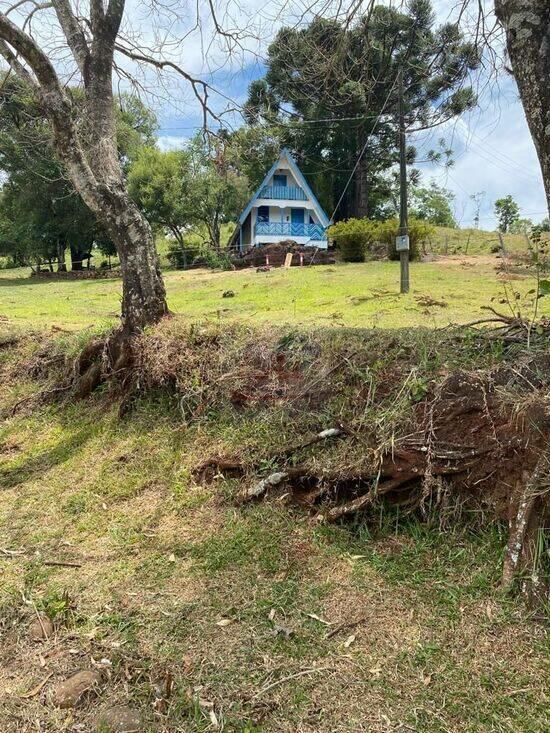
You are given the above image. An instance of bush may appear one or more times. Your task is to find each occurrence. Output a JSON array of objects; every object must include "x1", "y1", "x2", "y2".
[
  {"x1": 166, "y1": 240, "x2": 200, "y2": 269},
  {"x1": 196, "y1": 248, "x2": 233, "y2": 270},
  {"x1": 374, "y1": 218, "x2": 434, "y2": 261},
  {"x1": 327, "y1": 218, "x2": 378, "y2": 262}
]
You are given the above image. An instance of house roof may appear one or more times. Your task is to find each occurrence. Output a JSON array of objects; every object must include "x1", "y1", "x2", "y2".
[{"x1": 237, "y1": 148, "x2": 330, "y2": 228}]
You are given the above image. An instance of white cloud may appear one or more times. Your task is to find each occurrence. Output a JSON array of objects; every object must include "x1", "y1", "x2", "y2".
[{"x1": 156, "y1": 136, "x2": 189, "y2": 151}]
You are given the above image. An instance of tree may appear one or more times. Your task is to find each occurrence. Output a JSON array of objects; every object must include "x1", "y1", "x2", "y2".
[
  {"x1": 0, "y1": 75, "x2": 154, "y2": 271},
  {"x1": 245, "y1": 0, "x2": 479, "y2": 219},
  {"x1": 410, "y1": 182, "x2": 456, "y2": 227},
  {"x1": 492, "y1": 1, "x2": 550, "y2": 211},
  {"x1": 509, "y1": 218, "x2": 534, "y2": 235},
  {"x1": 494, "y1": 195, "x2": 520, "y2": 233},
  {"x1": 128, "y1": 148, "x2": 191, "y2": 249},
  {"x1": 185, "y1": 134, "x2": 250, "y2": 251},
  {"x1": 0, "y1": 2, "x2": 171, "y2": 333},
  {"x1": 128, "y1": 137, "x2": 249, "y2": 257}
]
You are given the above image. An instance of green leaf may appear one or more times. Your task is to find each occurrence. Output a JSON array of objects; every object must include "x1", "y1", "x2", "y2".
[{"x1": 538, "y1": 280, "x2": 550, "y2": 297}]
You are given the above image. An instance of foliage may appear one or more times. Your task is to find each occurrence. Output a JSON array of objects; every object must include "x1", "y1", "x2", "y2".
[
  {"x1": 0, "y1": 76, "x2": 155, "y2": 270},
  {"x1": 375, "y1": 218, "x2": 435, "y2": 261},
  {"x1": 327, "y1": 218, "x2": 377, "y2": 262},
  {"x1": 166, "y1": 240, "x2": 201, "y2": 270},
  {"x1": 127, "y1": 146, "x2": 193, "y2": 264},
  {"x1": 509, "y1": 218, "x2": 533, "y2": 234},
  {"x1": 245, "y1": 0, "x2": 479, "y2": 218},
  {"x1": 494, "y1": 195, "x2": 520, "y2": 233},
  {"x1": 128, "y1": 134, "x2": 249, "y2": 258},
  {"x1": 410, "y1": 182, "x2": 456, "y2": 227},
  {"x1": 196, "y1": 248, "x2": 234, "y2": 270},
  {"x1": 186, "y1": 134, "x2": 250, "y2": 250}
]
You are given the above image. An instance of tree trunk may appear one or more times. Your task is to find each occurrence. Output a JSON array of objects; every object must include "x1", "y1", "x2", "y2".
[
  {"x1": 70, "y1": 243, "x2": 86, "y2": 270},
  {"x1": 495, "y1": 0, "x2": 550, "y2": 212},
  {"x1": 354, "y1": 150, "x2": 369, "y2": 219},
  {"x1": 98, "y1": 185, "x2": 168, "y2": 331},
  {"x1": 57, "y1": 237, "x2": 67, "y2": 271}
]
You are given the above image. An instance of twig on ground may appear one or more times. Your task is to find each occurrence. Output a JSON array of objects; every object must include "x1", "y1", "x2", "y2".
[
  {"x1": 43, "y1": 559, "x2": 82, "y2": 568},
  {"x1": 250, "y1": 666, "x2": 333, "y2": 700}
]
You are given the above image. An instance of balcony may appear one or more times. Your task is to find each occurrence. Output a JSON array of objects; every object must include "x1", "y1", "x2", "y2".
[
  {"x1": 258, "y1": 185, "x2": 307, "y2": 201},
  {"x1": 255, "y1": 221, "x2": 326, "y2": 240}
]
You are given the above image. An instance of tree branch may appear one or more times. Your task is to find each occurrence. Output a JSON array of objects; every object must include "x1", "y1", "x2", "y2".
[
  {"x1": 0, "y1": 37, "x2": 37, "y2": 86},
  {"x1": 51, "y1": 0, "x2": 90, "y2": 74}
]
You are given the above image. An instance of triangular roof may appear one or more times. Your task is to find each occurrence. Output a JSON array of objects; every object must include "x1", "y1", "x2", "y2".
[{"x1": 238, "y1": 148, "x2": 330, "y2": 228}]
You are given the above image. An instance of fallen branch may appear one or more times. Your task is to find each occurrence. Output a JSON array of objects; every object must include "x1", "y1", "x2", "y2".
[
  {"x1": 324, "y1": 617, "x2": 367, "y2": 640},
  {"x1": 249, "y1": 665, "x2": 333, "y2": 700},
  {"x1": 43, "y1": 559, "x2": 82, "y2": 568}
]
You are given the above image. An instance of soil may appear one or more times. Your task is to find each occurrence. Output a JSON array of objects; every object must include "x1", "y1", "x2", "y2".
[{"x1": 232, "y1": 241, "x2": 336, "y2": 268}]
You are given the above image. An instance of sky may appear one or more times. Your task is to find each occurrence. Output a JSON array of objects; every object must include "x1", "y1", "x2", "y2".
[
  {"x1": 149, "y1": 0, "x2": 548, "y2": 230},
  {"x1": 2, "y1": 0, "x2": 547, "y2": 228}
]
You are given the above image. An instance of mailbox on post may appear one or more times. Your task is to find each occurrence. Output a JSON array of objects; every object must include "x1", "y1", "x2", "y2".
[{"x1": 395, "y1": 234, "x2": 410, "y2": 252}]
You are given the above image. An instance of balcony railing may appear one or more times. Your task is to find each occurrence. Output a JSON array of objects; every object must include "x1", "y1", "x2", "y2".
[
  {"x1": 258, "y1": 185, "x2": 307, "y2": 201},
  {"x1": 255, "y1": 221, "x2": 326, "y2": 240}
]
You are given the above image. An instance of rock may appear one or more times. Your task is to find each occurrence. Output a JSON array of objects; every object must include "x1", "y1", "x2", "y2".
[
  {"x1": 96, "y1": 706, "x2": 141, "y2": 733},
  {"x1": 52, "y1": 670, "x2": 102, "y2": 708},
  {"x1": 30, "y1": 615, "x2": 54, "y2": 641},
  {"x1": 222, "y1": 290, "x2": 235, "y2": 298}
]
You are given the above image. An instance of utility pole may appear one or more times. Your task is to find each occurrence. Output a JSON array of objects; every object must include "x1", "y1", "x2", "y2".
[{"x1": 397, "y1": 68, "x2": 410, "y2": 294}]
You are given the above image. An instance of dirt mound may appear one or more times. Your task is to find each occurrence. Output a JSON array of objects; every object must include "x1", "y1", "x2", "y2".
[{"x1": 232, "y1": 241, "x2": 336, "y2": 268}]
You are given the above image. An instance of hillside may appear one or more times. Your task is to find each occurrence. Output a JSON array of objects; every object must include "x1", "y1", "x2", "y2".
[{"x1": 0, "y1": 320, "x2": 548, "y2": 733}]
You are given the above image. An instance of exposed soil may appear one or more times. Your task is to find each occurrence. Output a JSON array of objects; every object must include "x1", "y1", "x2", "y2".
[{"x1": 232, "y1": 241, "x2": 336, "y2": 268}]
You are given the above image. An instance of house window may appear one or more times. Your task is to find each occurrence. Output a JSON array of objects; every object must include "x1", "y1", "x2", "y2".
[
  {"x1": 273, "y1": 174, "x2": 287, "y2": 187},
  {"x1": 257, "y1": 206, "x2": 269, "y2": 223}
]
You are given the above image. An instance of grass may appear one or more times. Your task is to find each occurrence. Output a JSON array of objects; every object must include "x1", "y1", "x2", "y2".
[
  {"x1": 1, "y1": 256, "x2": 547, "y2": 332},
  {"x1": 0, "y1": 322, "x2": 548, "y2": 732}
]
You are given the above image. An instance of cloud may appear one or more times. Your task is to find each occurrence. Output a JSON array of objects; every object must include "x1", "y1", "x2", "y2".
[
  {"x1": 156, "y1": 136, "x2": 189, "y2": 152},
  {"x1": 413, "y1": 78, "x2": 547, "y2": 228}
]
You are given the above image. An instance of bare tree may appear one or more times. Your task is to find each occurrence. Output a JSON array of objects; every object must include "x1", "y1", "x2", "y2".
[{"x1": 0, "y1": 1, "x2": 170, "y2": 334}]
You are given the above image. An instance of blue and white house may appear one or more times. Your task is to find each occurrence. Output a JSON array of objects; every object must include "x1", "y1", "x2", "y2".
[{"x1": 232, "y1": 149, "x2": 330, "y2": 251}]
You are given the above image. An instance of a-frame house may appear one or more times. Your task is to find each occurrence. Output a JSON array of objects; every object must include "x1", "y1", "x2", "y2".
[{"x1": 231, "y1": 149, "x2": 330, "y2": 251}]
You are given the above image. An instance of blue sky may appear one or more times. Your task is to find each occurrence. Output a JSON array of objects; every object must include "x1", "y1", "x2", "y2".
[{"x1": 154, "y1": 4, "x2": 548, "y2": 230}]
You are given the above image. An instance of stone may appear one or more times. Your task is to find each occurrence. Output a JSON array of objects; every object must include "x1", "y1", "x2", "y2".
[
  {"x1": 222, "y1": 290, "x2": 235, "y2": 298},
  {"x1": 30, "y1": 615, "x2": 54, "y2": 641},
  {"x1": 52, "y1": 670, "x2": 102, "y2": 708},
  {"x1": 96, "y1": 706, "x2": 142, "y2": 732}
]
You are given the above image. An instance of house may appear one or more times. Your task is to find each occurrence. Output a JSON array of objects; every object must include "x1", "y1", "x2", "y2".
[{"x1": 231, "y1": 148, "x2": 330, "y2": 251}]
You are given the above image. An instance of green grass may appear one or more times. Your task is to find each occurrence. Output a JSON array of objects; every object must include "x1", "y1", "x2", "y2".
[
  {"x1": 1, "y1": 257, "x2": 546, "y2": 332},
  {"x1": 0, "y1": 324, "x2": 548, "y2": 732}
]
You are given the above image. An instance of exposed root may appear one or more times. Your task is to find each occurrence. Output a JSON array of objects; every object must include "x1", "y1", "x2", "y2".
[{"x1": 196, "y1": 367, "x2": 550, "y2": 595}]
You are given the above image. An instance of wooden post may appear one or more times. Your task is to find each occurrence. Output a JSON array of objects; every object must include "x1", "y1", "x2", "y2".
[{"x1": 398, "y1": 69, "x2": 410, "y2": 294}]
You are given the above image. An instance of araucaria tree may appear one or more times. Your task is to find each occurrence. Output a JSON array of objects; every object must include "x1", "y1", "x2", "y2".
[
  {"x1": 0, "y1": 1, "x2": 167, "y2": 333},
  {"x1": 246, "y1": 0, "x2": 479, "y2": 219}
]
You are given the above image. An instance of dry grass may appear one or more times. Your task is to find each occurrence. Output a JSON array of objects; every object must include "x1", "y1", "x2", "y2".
[{"x1": 0, "y1": 323, "x2": 548, "y2": 732}]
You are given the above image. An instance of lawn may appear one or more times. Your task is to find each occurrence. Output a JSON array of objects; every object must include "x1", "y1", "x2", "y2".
[
  {"x1": 1, "y1": 254, "x2": 548, "y2": 732},
  {"x1": 1, "y1": 256, "x2": 546, "y2": 332},
  {"x1": 0, "y1": 324, "x2": 548, "y2": 733}
]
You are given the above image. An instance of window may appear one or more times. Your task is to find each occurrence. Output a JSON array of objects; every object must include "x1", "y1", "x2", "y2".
[
  {"x1": 273, "y1": 174, "x2": 287, "y2": 187},
  {"x1": 257, "y1": 206, "x2": 269, "y2": 223}
]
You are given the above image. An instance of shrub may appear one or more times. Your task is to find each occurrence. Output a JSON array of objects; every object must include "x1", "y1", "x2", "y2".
[
  {"x1": 196, "y1": 248, "x2": 233, "y2": 270},
  {"x1": 374, "y1": 218, "x2": 434, "y2": 261},
  {"x1": 327, "y1": 218, "x2": 377, "y2": 262},
  {"x1": 166, "y1": 240, "x2": 200, "y2": 269}
]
